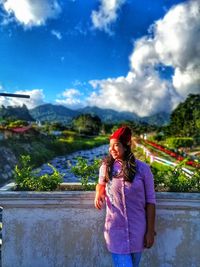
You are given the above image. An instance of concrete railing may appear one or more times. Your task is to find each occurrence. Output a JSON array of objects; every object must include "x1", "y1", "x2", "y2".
[{"x1": 0, "y1": 191, "x2": 200, "y2": 267}]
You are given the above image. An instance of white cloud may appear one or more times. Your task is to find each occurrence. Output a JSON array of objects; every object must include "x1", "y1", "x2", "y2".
[
  {"x1": 55, "y1": 88, "x2": 84, "y2": 109},
  {"x1": 88, "y1": 73, "x2": 179, "y2": 117},
  {"x1": 88, "y1": 0, "x2": 200, "y2": 116},
  {"x1": 51, "y1": 29, "x2": 62, "y2": 40},
  {"x1": 91, "y1": 0, "x2": 125, "y2": 34},
  {"x1": 1, "y1": 0, "x2": 61, "y2": 28},
  {"x1": 0, "y1": 89, "x2": 45, "y2": 109},
  {"x1": 153, "y1": 0, "x2": 200, "y2": 97}
]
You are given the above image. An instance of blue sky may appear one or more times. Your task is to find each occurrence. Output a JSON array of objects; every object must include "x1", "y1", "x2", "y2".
[{"x1": 0, "y1": 0, "x2": 199, "y2": 117}]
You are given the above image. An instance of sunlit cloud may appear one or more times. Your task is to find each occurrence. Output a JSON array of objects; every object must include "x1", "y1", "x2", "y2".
[
  {"x1": 0, "y1": 89, "x2": 46, "y2": 108},
  {"x1": 51, "y1": 29, "x2": 62, "y2": 40},
  {"x1": 0, "y1": 0, "x2": 61, "y2": 28},
  {"x1": 88, "y1": 0, "x2": 200, "y2": 116},
  {"x1": 91, "y1": 0, "x2": 125, "y2": 34},
  {"x1": 55, "y1": 88, "x2": 84, "y2": 109}
]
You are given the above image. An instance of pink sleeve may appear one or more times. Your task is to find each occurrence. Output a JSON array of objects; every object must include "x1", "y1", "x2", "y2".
[
  {"x1": 98, "y1": 163, "x2": 107, "y2": 185},
  {"x1": 143, "y1": 165, "x2": 156, "y2": 204}
]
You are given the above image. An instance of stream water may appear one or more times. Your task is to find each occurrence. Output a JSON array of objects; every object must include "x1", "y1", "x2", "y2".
[{"x1": 37, "y1": 144, "x2": 109, "y2": 182}]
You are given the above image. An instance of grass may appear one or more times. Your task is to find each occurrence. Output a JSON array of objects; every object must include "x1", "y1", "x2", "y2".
[{"x1": 0, "y1": 134, "x2": 109, "y2": 169}]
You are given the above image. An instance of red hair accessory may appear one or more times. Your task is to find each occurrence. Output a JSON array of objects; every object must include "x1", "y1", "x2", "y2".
[{"x1": 110, "y1": 126, "x2": 132, "y2": 145}]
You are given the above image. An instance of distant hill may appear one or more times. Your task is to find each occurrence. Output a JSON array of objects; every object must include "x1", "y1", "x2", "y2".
[
  {"x1": 167, "y1": 94, "x2": 200, "y2": 137},
  {"x1": 77, "y1": 106, "x2": 139, "y2": 123},
  {"x1": 0, "y1": 104, "x2": 34, "y2": 121},
  {"x1": 140, "y1": 112, "x2": 170, "y2": 126},
  {"x1": 29, "y1": 104, "x2": 170, "y2": 126},
  {"x1": 29, "y1": 104, "x2": 80, "y2": 123},
  {"x1": 3, "y1": 95, "x2": 199, "y2": 127}
]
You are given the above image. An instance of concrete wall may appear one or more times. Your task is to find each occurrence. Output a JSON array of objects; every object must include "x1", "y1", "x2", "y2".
[{"x1": 0, "y1": 191, "x2": 199, "y2": 267}]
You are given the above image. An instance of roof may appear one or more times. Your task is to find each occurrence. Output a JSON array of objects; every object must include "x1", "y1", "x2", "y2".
[{"x1": 10, "y1": 126, "x2": 32, "y2": 133}]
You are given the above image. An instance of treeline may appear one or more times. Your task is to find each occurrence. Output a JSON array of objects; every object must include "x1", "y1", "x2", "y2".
[
  {"x1": 0, "y1": 104, "x2": 34, "y2": 122},
  {"x1": 0, "y1": 94, "x2": 199, "y2": 140},
  {"x1": 161, "y1": 94, "x2": 200, "y2": 141}
]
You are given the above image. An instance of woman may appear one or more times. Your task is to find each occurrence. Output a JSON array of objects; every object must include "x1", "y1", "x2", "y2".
[{"x1": 94, "y1": 126, "x2": 156, "y2": 267}]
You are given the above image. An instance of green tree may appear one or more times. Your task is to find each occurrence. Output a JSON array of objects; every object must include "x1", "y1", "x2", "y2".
[
  {"x1": 71, "y1": 157, "x2": 101, "y2": 190},
  {"x1": 8, "y1": 120, "x2": 28, "y2": 128},
  {"x1": 167, "y1": 94, "x2": 200, "y2": 140},
  {"x1": 72, "y1": 114, "x2": 102, "y2": 135},
  {"x1": 13, "y1": 155, "x2": 63, "y2": 191},
  {"x1": 0, "y1": 104, "x2": 34, "y2": 122}
]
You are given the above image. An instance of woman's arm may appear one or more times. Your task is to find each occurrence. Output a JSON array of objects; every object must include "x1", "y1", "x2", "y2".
[
  {"x1": 144, "y1": 203, "x2": 156, "y2": 248},
  {"x1": 95, "y1": 163, "x2": 107, "y2": 210},
  {"x1": 94, "y1": 184, "x2": 106, "y2": 210},
  {"x1": 142, "y1": 164, "x2": 156, "y2": 248}
]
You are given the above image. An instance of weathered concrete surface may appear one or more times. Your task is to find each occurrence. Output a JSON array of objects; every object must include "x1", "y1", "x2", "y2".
[{"x1": 0, "y1": 192, "x2": 200, "y2": 267}]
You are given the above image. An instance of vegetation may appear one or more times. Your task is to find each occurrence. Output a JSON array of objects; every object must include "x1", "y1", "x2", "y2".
[
  {"x1": 1, "y1": 94, "x2": 199, "y2": 192},
  {"x1": 11, "y1": 151, "x2": 200, "y2": 192},
  {"x1": 163, "y1": 94, "x2": 200, "y2": 142},
  {"x1": 1, "y1": 134, "x2": 108, "y2": 168},
  {"x1": 165, "y1": 137, "x2": 194, "y2": 149},
  {"x1": 151, "y1": 161, "x2": 200, "y2": 192},
  {"x1": 13, "y1": 155, "x2": 62, "y2": 191},
  {"x1": 72, "y1": 113, "x2": 102, "y2": 135},
  {"x1": 29, "y1": 103, "x2": 79, "y2": 124},
  {"x1": 30, "y1": 104, "x2": 170, "y2": 126},
  {"x1": 7, "y1": 120, "x2": 29, "y2": 127},
  {"x1": 0, "y1": 104, "x2": 34, "y2": 122},
  {"x1": 71, "y1": 157, "x2": 101, "y2": 190}
]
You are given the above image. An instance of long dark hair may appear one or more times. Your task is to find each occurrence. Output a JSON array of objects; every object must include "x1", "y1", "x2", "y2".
[{"x1": 102, "y1": 144, "x2": 137, "y2": 183}]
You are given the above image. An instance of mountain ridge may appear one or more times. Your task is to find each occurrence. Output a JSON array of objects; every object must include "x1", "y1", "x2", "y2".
[{"x1": 29, "y1": 104, "x2": 170, "y2": 126}]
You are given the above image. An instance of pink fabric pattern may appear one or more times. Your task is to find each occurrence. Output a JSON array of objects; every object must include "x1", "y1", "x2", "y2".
[{"x1": 98, "y1": 159, "x2": 156, "y2": 253}]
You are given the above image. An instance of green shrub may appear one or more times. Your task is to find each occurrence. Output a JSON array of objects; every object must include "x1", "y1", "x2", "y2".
[
  {"x1": 150, "y1": 165, "x2": 166, "y2": 189},
  {"x1": 71, "y1": 157, "x2": 101, "y2": 190},
  {"x1": 13, "y1": 155, "x2": 63, "y2": 191},
  {"x1": 166, "y1": 137, "x2": 194, "y2": 149},
  {"x1": 151, "y1": 160, "x2": 200, "y2": 192}
]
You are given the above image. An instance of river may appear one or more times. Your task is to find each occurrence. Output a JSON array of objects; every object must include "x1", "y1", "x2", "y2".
[{"x1": 36, "y1": 144, "x2": 109, "y2": 182}]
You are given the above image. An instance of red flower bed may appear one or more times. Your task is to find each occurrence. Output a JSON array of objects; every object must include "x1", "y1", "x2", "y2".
[{"x1": 144, "y1": 140, "x2": 200, "y2": 168}]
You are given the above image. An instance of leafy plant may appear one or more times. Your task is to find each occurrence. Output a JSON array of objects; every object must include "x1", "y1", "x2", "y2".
[
  {"x1": 166, "y1": 137, "x2": 194, "y2": 149},
  {"x1": 72, "y1": 114, "x2": 102, "y2": 135},
  {"x1": 71, "y1": 157, "x2": 101, "y2": 190},
  {"x1": 151, "y1": 159, "x2": 200, "y2": 192},
  {"x1": 13, "y1": 155, "x2": 63, "y2": 191},
  {"x1": 13, "y1": 155, "x2": 33, "y2": 186}
]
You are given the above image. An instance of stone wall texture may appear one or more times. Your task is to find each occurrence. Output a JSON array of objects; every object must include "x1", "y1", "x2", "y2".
[{"x1": 0, "y1": 191, "x2": 199, "y2": 267}]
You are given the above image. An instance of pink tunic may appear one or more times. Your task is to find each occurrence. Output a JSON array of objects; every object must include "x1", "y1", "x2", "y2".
[{"x1": 98, "y1": 159, "x2": 156, "y2": 254}]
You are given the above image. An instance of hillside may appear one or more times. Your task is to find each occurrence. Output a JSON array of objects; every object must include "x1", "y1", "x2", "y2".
[
  {"x1": 30, "y1": 104, "x2": 80, "y2": 123},
  {"x1": 140, "y1": 112, "x2": 170, "y2": 126},
  {"x1": 77, "y1": 106, "x2": 139, "y2": 123},
  {"x1": 0, "y1": 104, "x2": 34, "y2": 122},
  {"x1": 30, "y1": 104, "x2": 170, "y2": 126},
  {"x1": 167, "y1": 94, "x2": 200, "y2": 138}
]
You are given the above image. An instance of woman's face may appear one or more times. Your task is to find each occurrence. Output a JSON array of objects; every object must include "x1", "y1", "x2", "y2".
[{"x1": 109, "y1": 139, "x2": 126, "y2": 160}]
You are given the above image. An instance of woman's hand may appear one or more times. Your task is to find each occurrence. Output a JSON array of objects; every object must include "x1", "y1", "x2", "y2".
[
  {"x1": 145, "y1": 203, "x2": 156, "y2": 248},
  {"x1": 94, "y1": 193, "x2": 105, "y2": 210},
  {"x1": 94, "y1": 184, "x2": 106, "y2": 210},
  {"x1": 144, "y1": 231, "x2": 155, "y2": 249}
]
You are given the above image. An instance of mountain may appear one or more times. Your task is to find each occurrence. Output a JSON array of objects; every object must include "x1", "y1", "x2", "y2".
[
  {"x1": 77, "y1": 106, "x2": 139, "y2": 123},
  {"x1": 140, "y1": 112, "x2": 170, "y2": 126},
  {"x1": 29, "y1": 103, "x2": 80, "y2": 123},
  {"x1": 0, "y1": 104, "x2": 34, "y2": 121},
  {"x1": 29, "y1": 104, "x2": 170, "y2": 126},
  {"x1": 167, "y1": 94, "x2": 200, "y2": 137}
]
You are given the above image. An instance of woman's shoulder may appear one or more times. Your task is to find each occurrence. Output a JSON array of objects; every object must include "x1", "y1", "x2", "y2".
[{"x1": 135, "y1": 158, "x2": 151, "y2": 173}]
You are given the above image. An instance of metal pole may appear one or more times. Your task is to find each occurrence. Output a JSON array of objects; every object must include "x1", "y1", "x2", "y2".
[{"x1": 0, "y1": 93, "x2": 30, "y2": 98}]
